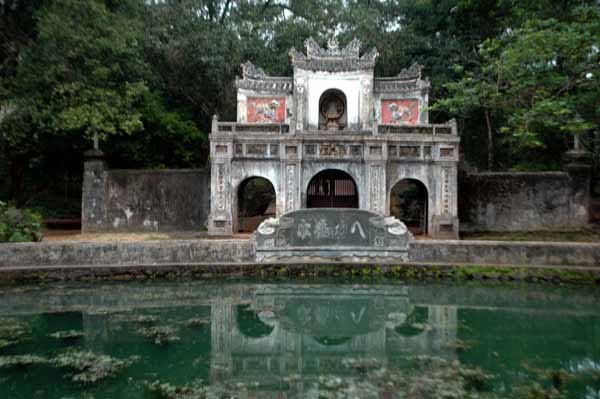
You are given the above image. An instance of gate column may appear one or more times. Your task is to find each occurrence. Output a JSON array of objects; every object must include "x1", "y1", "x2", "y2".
[
  {"x1": 281, "y1": 139, "x2": 302, "y2": 214},
  {"x1": 365, "y1": 140, "x2": 387, "y2": 214},
  {"x1": 208, "y1": 117, "x2": 234, "y2": 236}
]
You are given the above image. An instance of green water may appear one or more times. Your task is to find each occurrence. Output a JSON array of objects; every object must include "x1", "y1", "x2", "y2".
[{"x1": 1, "y1": 279, "x2": 600, "y2": 398}]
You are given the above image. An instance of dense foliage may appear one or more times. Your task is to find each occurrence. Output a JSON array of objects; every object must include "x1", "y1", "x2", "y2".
[
  {"x1": 1, "y1": 0, "x2": 598, "y2": 213},
  {"x1": 436, "y1": 4, "x2": 600, "y2": 170},
  {"x1": 0, "y1": 201, "x2": 43, "y2": 242}
]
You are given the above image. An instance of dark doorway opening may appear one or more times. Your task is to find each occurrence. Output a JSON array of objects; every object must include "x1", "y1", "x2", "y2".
[
  {"x1": 307, "y1": 170, "x2": 358, "y2": 208},
  {"x1": 390, "y1": 179, "x2": 428, "y2": 235},
  {"x1": 237, "y1": 177, "x2": 276, "y2": 233}
]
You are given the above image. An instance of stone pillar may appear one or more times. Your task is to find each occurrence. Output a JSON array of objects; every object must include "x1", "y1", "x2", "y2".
[
  {"x1": 208, "y1": 136, "x2": 234, "y2": 236},
  {"x1": 293, "y1": 76, "x2": 306, "y2": 132},
  {"x1": 430, "y1": 163, "x2": 460, "y2": 239},
  {"x1": 360, "y1": 78, "x2": 373, "y2": 130},
  {"x1": 563, "y1": 148, "x2": 592, "y2": 228},
  {"x1": 281, "y1": 140, "x2": 302, "y2": 214},
  {"x1": 82, "y1": 149, "x2": 107, "y2": 233},
  {"x1": 365, "y1": 140, "x2": 386, "y2": 213}
]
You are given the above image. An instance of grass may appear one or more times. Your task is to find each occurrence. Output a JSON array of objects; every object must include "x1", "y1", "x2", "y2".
[{"x1": 461, "y1": 229, "x2": 600, "y2": 242}]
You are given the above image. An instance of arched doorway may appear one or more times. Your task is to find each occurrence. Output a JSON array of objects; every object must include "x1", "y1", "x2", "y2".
[
  {"x1": 237, "y1": 177, "x2": 276, "y2": 233},
  {"x1": 307, "y1": 170, "x2": 358, "y2": 208},
  {"x1": 319, "y1": 89, "x2": 347, "y2": 130},
  {"x1": 390, "y1": 179, "x2": 428, "y2": 235}
]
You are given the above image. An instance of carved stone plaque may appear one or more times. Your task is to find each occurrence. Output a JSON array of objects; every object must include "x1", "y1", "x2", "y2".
[
  {"x1": 255, "y1": 208, "x2": 412, "y2": 262},
  {"x1": 319, "y1": 144, "x2": 347, "y2": 157}
]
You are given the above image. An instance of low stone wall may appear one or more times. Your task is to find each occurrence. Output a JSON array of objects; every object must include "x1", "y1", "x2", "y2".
[
  {"x1": 458, "y1": 168, "x2": 590, "y2": 232},
  {"x1": 0, "y1": 240, "x2": 254, "y2": 268},
  {"x1": 0, "y1": 239, "x2": 598, "y2": 271},
  {"x1": 82, "y1": 152, "x2": 210, "y2": 232},
  {"x1": 410, "y1": 240, "x2": 600, "y2": 267}
]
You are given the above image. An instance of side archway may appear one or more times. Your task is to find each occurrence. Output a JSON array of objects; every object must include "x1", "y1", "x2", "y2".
[
  {"x1": 307, "y1": 169, "x2": 358, "y2": 208},
  {"x1": 236, "y1": 176, "x2": 276, "y2": 233},
  {"x1": 389, "y1": 178, "x2": 428, "y2": 235}
]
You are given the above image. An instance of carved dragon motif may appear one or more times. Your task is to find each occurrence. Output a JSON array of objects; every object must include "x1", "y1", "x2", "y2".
[
  {"x1": 397, "y1": 62, "x2": 423, "y2": 80},
  {"x1": 241, "y1": 61, "x2": 266, "y2": 79}
]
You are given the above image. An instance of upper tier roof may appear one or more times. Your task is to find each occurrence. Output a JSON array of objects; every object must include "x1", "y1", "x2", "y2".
[
  {"x1": 289, "y1": 37, "x2": 378, "y2": 72},
  {"x1": 235, "y1": 38, "x2": 430, "y2": 94}
]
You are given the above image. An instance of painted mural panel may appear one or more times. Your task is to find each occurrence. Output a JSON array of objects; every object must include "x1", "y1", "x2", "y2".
[
  {"x1": 381, "y1": 99, "x2": 419, "y2": 125},
  {"x1": 247, "y1": 97, "x2": 286, "y2": 123}
]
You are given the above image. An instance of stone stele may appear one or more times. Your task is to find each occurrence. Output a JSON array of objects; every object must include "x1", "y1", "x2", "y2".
[{"x1": 254, "y1": 208, "x2": 413, "y2": 262}]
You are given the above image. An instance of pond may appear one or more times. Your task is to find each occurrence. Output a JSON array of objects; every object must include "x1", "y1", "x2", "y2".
[{"x1": 1, "y1": 278, "x2": 600, "y2": 398}]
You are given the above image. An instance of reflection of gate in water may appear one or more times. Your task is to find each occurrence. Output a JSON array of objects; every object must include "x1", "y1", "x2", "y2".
[
  {"x1": 307, "y1": 170, "x2": 358, "y2": 208},
  {"x1": 209, "y1": 285, "x2": 458, "y2": 391}
]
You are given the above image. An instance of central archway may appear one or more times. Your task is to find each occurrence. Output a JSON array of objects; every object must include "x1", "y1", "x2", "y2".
[{"x1": 307, "y1": 170, "x2": 358, "y2": 208}]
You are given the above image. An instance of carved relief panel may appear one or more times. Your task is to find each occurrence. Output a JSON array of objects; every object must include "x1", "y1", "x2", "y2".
[
  {"x1": 381, "y1": 99, "x2": 419, "y2": 125},
  {"x1": 247, "y1": 97, "x2": 286, "y2": 123},
  {"x1": 285, "y1": 164, "x2": 296, "y2": 212},
  {"x1": 216, "y1": 163, "x2": 226, "y2": 212},
  {"x1": 369, "y1": 164, "x2": 383, "y2": 213},
  {"x1": 442, "y1": 167, "x2": 451, "y2": 215},
  {"x1": 361, "y1": 79, "x2": 372, "y2": 129},
  {"x1": 294, "y1": 78, "x2": 306, "y2": 131}
]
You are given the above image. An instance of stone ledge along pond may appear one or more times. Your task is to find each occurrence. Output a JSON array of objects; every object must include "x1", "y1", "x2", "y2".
[{"x1": 1, "y1": 278, "x2": 600, "y2": 399}]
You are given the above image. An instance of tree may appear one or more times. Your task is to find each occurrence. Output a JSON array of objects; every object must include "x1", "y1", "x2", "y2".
[
  {"x1": 437, "y1": 5, "x2": 600, "y2": 171},
  {"x1": 1, "y1": 0, "x2": 206, "y2": 204},
  {"x1": 14, "y1": 0, "x2": 150, "y2": 143}
]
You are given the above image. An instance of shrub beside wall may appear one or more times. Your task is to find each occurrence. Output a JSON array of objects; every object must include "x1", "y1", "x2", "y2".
[{"x1": 0, "y1": 201, "x2": 43, "y2": 242}]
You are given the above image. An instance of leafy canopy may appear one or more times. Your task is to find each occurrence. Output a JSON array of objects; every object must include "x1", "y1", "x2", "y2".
[
  {"x1": 13, "y1": 0, "x2": 150, "y2": 142},
  {"x1": 438, "y1": 5, "x2": 600, "y2": 151}
]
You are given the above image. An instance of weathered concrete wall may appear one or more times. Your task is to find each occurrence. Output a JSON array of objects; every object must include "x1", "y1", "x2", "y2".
[
  {"x1": 1, "y1": 239, "x2": 598, "y2": 270},
  {"x1": 458, "y1": 169, "x2": 590, "y2": 232},
  {"x1": 82, "y1": 154, "x2": 210, "y2": 232}
]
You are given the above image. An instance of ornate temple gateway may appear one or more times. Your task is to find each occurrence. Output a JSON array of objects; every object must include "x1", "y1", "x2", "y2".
[{"x1": 208, "y1": 38, "x2": 459, "y2": 238}]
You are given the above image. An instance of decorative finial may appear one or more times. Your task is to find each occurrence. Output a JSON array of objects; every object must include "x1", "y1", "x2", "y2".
[{"x1": 327, "y1": 37, "x2": 339, "y2": 51}]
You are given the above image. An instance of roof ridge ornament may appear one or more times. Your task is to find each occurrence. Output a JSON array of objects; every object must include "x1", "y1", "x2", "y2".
[
  {"x1": 303, "y1": 37, "x2": 363, "y2": 59},
  {"x1": 397, "y1": 62, "x2": 423, "y2": 80},
  {"x1": 327, "y1": 37, "x2": 340, "y2": 53},
  {"x1": 289, "y1": 37, "x2": 377, "y2": 72},
  {"x1": 237, "y1": 61, "x2": 293, "y2": 93},
  {"x1": 241, "y1": 61, "x2": 266, "y2": 79}
]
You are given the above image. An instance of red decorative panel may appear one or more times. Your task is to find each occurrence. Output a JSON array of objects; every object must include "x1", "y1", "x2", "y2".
[
  {"x1": 247, "y1": 97, "x2": 286, "y2": 123},
  {"x1": 381, "y1": 99, "x2": 419, "y2": 125}
]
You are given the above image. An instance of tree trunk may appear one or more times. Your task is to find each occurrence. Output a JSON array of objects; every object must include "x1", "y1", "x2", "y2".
[{"x1": 484, "y1": 109, "x2": 494, "y2": 171}]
